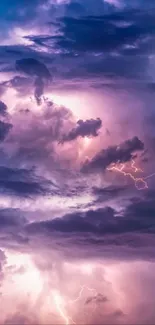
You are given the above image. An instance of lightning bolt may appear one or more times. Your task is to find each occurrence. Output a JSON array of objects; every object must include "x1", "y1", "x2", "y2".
[
  {"x1": 69, "y1": 285, "x2": 98, "y2": 320},
  {"x1": 145, "y1": 172, "x2": 155, "y2": 180},
  {"x1": 131, "y1": 159, "x2": 143, "y2": 173},
  {"x1": 70, "y1": 285, "x2": 97, "y2": 304},
  {"x1": 53, "y1": 291, "x2": 76, "y2": 325},
  {"x1": 107, "y1": 159, "x2": 148, "y2": 190},
  {"x1": 53, "y1": 285, "x2": 98, "y2": 325}
]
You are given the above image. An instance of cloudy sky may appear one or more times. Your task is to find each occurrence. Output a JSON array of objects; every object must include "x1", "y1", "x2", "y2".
[{"x1": 0, "y1": 0, "x2": 155, "y2": 323}]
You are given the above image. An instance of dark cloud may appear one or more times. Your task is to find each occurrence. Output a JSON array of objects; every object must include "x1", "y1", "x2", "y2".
[
  {"x1": 16, "y1": 58, "x2": 51, "y2": 79},
  {"x1": 27, "y1": 195, "x2": 155, "y2": 236},
  {"x1": 92, "y1": 185, "x2": 127, "y2": 196},
  {"x1": 124, "y1": 191, "x2": 155, "y2": 222},
  {"x1": 0, "y1": 179, "x2": 48, "y2": 197},
  {"x1": 85, "y1": 293, "x2": 108, "y2": 305},
  {"x1": 26, "y1": 206, "x2": 116, "y2": 234},
  {"x1": 0, "y1": 207, "x2": 29, "y2": 248},
  {"x1": 16, "y1": 58, "x2": 51, "y2": 105},
  {"x1": 34, "y1": 77, "x2": 44, "y2": 106},
  {"x1": 25, "y1": 190, "x2": 155, "y2": 259},
  {"x1": 64, "y1": 0, "x2": 113, "y2": 17},
  {"x1": 0, "y1": 166, "x2": 52, "y2": 197},
  {"x1": 53, "y1": 9, "x2": 155, "y2": 54},
  {"x1": 0, "y1": 121, "x2": 12, "y2": 142},
  {"x1": 0, "y1": 101, "x2": 7, "y2": 116},
  {"x1": 82, "y1": 136, "x2": 144, "y2": 173},
  {"x1": 19, "y1": 5, "x2": 151, "y2": 82},
  {"x1": 92, "y1": 185, "x2": 128, "y2": 204},
  {"x1": 0, "y1": 208, "x2": 26, "y2": 229},
  {"x1": 61, "y1": 118, "x2": 102, "y2": 142},
  {"x1": 76, "y1": 54, "x2": 148, "y2": 80}
]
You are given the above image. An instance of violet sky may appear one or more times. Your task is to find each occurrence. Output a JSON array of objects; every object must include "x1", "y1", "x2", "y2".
[{"x1": 0, "y1": 0, "x2": 155, "y2": 324}]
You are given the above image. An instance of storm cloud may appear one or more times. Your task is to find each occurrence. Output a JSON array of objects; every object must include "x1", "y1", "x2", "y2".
[
  {"x1": 0, "y1": 120, "x2": 12, "y2": 142},
  {"x1": 0, "y1": 101, "x2": 8, "y2": 116},
  {"x1": 82, "y1": 136, "x2": 144, "y2": 173},
  {"x1": 16, "y1": 58, "x2": 51, "y2": 105},
  {"x1": 61, "y1": 118, "x2": 102, "y2": 142}
]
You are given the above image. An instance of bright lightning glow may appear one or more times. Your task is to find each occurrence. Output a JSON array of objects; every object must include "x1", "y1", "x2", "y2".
[
  {"x1": 131, "y1": 159, "x2": 143, "y2": 173},
  {"x1": 107, "y1": 159, "x2": 148, "y2": 190},
  {"x1": 53, "y1": 291, "x2": 73, "y2": 325},
  {"x1": 83, "y1": 137, "x2": 92, "y2": 148},
  {"x1": 4, "y1": 251, "x2": 43, "y2": 296},
  {"x1": 0, "y1": 253, "x2": 131, "y2": 324}
]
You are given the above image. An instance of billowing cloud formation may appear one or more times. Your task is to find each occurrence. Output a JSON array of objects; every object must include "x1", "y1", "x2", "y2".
[
  {"x1": 82, "y1": 136, "x2": 144, "y2": 172},
  {"x1": 3, "y1": 100, "x2": 77, "y2": 171},
  {"x1": 61, "y1": 117, "x2": 102, "y2": 142},
  {"x1": 16, "y1": 58, "x2": 51, "y2": 105}
]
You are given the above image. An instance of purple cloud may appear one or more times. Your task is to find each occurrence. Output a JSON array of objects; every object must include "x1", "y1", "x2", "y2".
[
  {"x1": 82, "y1": 136, "x2": 144, "y2": 173},
  {"x1": 60, "y1": 118, "x2": 102, "y2": 142}
]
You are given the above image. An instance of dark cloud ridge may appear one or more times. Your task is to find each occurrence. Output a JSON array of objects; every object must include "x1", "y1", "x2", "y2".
[
  {"x1": 26, "y1": 190, "x2": 155, "y2": 236},
  {"x1": 61, "y1": 118, "x2": 102, "y2": 142},
  {"x1": 52, "y1": 9, "x2": 155, "y2": 54},
  {"x1": 82, "y1": 136, "x2": 144, "y2": 173},
  {"x1": 24, "y1": 190, "x2": 155, "y2": 260},
  {"x1": 0, "y1": 120, "x2": 12, "y2": 142},
  {"x1": 0, "y1": 101, "x2": 8, "y2": 116},
  {"x1": 16, "y1": 58, "x2": 51, "y2": 105},
  {"x1": 0, "y1": 166, "x2": 53, "y2": 197}
]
